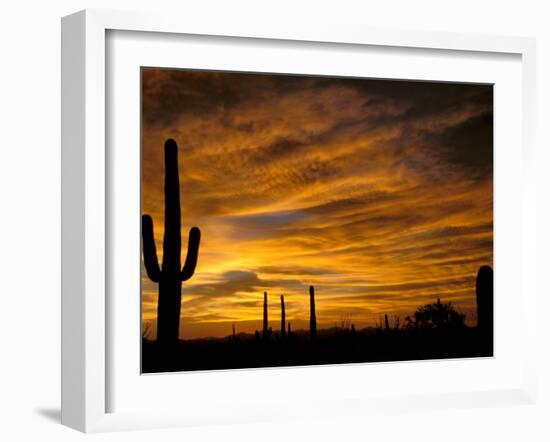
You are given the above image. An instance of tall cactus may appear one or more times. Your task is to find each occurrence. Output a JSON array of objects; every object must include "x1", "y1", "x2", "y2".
[
  {"x1": 309, "y1": 285, "x2": 317, "y2": 339},
  {"x1": 280, "y1": 294, "x2": 286, "y2": 338},
  {"x1": 263, "y1": 291, "x2": 268, "y2": 338},
  {"x1": 384, "y1": 314, "x2": 390, "y2": 330},
  {"x1": 142, "y1": 139, "x2": 201, "y2": 344},
  {"x1": 476, "y1": 265, "x2": 493, "y2": 333}
]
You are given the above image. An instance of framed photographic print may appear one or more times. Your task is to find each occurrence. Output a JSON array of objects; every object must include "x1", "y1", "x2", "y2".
[
  {"x1": 61, "y1": 9, "x2": 537, "y2": 432},
  {"x1": 139, "y1": 69, "x2": 495, "y2": 373}
]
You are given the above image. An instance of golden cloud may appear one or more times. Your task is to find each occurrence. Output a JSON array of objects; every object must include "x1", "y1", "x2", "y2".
[{"x1": 141, "y1": 69, "x2": 493, "y2": 339}]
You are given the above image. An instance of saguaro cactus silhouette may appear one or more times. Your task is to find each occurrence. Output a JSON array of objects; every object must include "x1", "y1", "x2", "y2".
[
  {"x1": 384, "y1": 314, "x2": 390, "y2": 330},
  {"x1": 476, "y1": 265, "x2": 493, "y2": 333},
  {"x1": 142, "y1": 139, "x2": 201, "y2": 344},
  {"x1": 309, "y1": 285, "x2": 317, "y2": 339},
  {"x1": 263, "y1": 291, "x2": 268, "y2": 338},
  {"x1": 280, "y1": 294, "x2": 286, "y2": 338}
]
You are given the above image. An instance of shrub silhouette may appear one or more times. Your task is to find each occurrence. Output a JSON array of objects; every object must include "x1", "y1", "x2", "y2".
[
  {"x1": 142, "y1": 322, "x2": 152, "y2": 341},
  {"x1": 405, "y1": 298, "x2": 465, "y2": 330},
  {"x1": 309, "y1": 285, "x2": 317, "y2": 339},
  {"x1": 142, "y1": 139, "x2": 201, "y2": 344},
  {"x1": 476, "y1": 265, "x2": 493, "y2": 331}
]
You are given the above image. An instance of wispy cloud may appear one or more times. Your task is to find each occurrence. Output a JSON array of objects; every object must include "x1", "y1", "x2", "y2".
[{"x1": 141, "y1": 69, "x2": 493, "y2": 339}]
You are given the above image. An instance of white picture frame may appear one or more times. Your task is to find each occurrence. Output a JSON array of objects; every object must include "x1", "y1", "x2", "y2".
[{"x1": 61, "y1": 9, "x2": 537, "y2": 433}]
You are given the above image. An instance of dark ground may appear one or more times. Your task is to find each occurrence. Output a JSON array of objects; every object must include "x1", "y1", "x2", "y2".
[{"x1": 141, "y1": 326, "x2": 493, "y2": 373}]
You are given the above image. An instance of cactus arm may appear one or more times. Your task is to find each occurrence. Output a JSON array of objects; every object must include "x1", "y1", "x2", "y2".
[
  {"x1": 142, "y1": 214, "x2": 161, "y2": 283},
  {"x1": 181, "y1": 226, "x2": 201, "y2": 281}
]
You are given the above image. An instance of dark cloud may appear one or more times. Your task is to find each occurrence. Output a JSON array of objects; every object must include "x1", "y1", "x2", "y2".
[
  {"x1": 257, "y1": 265, "x2": 337, "y2": 276},
  {"x1": 185, "y1": 270, "x2": 307, "y2": 303},
  {"x1": 430, "y1": 112, "x2": 493, "y2": 177},
  {"x1": 141, "y1": 68, "x2": 324, "y2": 126}
]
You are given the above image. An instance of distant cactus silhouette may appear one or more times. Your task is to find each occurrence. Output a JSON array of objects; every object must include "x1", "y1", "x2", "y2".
[
  {"x1": 309, "y1": 285, "x2": 317, "y2": 339},
  {"x1": 280, "y1": 294, "x2": 286, "y2": 338},
  {"x1": 263, "y1": 291, "x2": 268, "y2": 338},
  {"x1": 476, "y1": 265, "x2": 493, "y2": 333},
  {"x1": 384, "y1": 314, "x2": 390, "y2": 330},
  {"x1": 142, "y1": 139, "x2": 201, "y2": 344}
]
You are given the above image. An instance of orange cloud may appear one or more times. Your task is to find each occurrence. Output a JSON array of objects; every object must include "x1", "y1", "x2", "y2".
[{"x1": 141, "y1": 69, "x2": 493, "y2": 339}]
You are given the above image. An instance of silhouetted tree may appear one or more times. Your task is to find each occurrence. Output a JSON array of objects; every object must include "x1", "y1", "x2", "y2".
[
  {"x1": 142, "y1": 139, "x2": 201, "y2": 344},
  {"x1": 393, "y1": 315, "x2": 401, "y2": 330},
  {"x1": 310, "y1": 285, "x2": 317, "y2": 339},
  {"x1": 405, "y1": 298, "x2": 465, "y2": 330},
  {"x1": 280, "y1": 294, "x2": 286, "y2": 338},
  {"x1": 339, "y1": 313, "x2": 352, "y2": 331}
]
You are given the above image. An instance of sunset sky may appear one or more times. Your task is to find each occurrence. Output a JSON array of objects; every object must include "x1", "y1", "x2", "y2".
[{"x1": 141, "y1": 68, "x2": 493, "y2": 340}]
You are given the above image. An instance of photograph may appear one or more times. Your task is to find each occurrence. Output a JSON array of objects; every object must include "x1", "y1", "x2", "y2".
[{"x1": 140, "y1": 68, "x2": 494, "y2": 373}]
